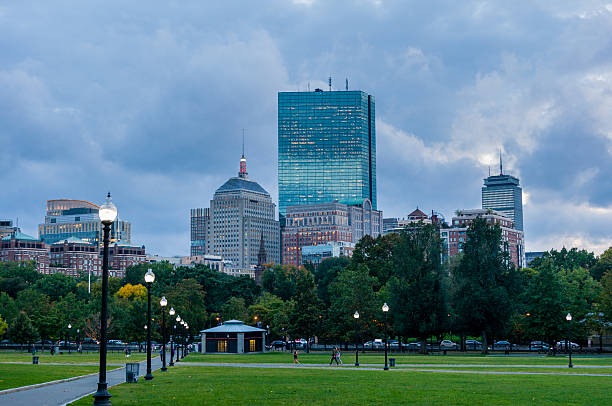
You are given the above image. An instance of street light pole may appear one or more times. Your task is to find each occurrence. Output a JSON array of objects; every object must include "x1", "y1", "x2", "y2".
[
  {"x1": 382, "y1": 303, "x2": 389, "y2": 371},
  {"x1": 169, "y1": 308, "x2": 175, "y2": 366},
  {"x1": 354, "y1": 311, "x2": 359, "y2": 367},
  {"x1": 176, "y1": 315, "x2": 181, "y2": 361},
  {"x1": 67, "y1": 323, "x2": 72, "y2": 354},
  {"x1": 144, "y1": 269, "x2": 155, "y2": 380},
  {"x1": 566, "y1": 313, "x2": 573, "y2": 368},
  {"x1": 93, "y1": 193, "x2": 117, "y2": 406},
  {"x1": 160, "y1": 296, "x2": 167, "y2": 372}
]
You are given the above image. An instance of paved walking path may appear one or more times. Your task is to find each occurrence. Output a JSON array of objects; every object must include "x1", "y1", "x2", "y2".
[
  {"x1": 0, "y1": 356, "x2": 166, "y2": 406},
  {"x1": 176, "y1": 362, "x2": 612, "y2": 377}
]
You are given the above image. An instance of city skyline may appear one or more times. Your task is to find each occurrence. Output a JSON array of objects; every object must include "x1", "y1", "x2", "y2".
[{"x1": 2, "y1": 2, "x2": 612, "y2": 256}]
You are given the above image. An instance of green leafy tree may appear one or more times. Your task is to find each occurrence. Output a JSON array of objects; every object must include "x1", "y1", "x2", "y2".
[
  {"x1": 0, "y1": 292, "x2": 19, "y2": 322},
  {"x1": 327, "y1": 264, "x2": 379, "y2": 343},
  {"x1": 520, "y1": 261, "x2": 565, "y2": 345},
  {"x1": 247, "y1": 292, "x2": 285, "y2": 335},
  {"x1": 314, "y1": 257, "x2": 350, "y2": 305},
  {"x1": 591, "y1": 247, "x2": 612, "y2": 281},
  {"x1": 262, "y1": 265, "x2": 298, "y2": 301},
  {"x1": 529, "y1": 248, "x2": 597, "y2": 273},
  {"x1": 33, "y1": 273, "x2": 76, "y2": 301},
  {"x1": 220, "y1": 297, "x2": 248, "y2": 321},
  {"x1": 451, "y1": 218, "x2": 520, "y2": 353},
  {"x1": 352, "y1": 234, "x2": 400, "y2": 290},
  {"x1": 0, "y1": 315, "x2": 8, "y2": 337},
  {"x1": 389, "y1": 224, "x2": 448, "y2": 352},
  {"x1": 600, "y1": 271, "x2": 612, "y2": 322},
  {"x1": 287, "y1": 270, "x2": 323, "y2": 352},
  {"x1": 7, "y1": 311, "x2": 39, "y2": 345}
]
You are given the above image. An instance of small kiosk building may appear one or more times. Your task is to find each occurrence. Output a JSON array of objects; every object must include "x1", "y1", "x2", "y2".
[{"x1": 200, "y1": 320, "x2": 267, "y2": 354}]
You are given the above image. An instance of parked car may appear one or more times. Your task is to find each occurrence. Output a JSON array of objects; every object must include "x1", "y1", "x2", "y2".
[
  {"x1": 388, "y1": 339, "x2": 400, "y2": 349},
  {"x1": 363, "y1": 339, "x2": 384, "y2": 349},
  {"x1": 529, "y1": 341, "x2": 550, "y2": 351},
  {"x1": 465, "y1": 339, "x2": 482, "y2": 350},
  {"x1": 293, "y1": 339, "x2": 307, "y2": 349},
  {"x1": 556, "y1": 341, "x2": 580, "y2": 350},
  {"x1": 270, "y1": 340, "x2": 286, "y2": 350},
  {"x1": 492, "y1": 340, "x2": 517, "y2": 350},
  {"x1": 82, "y1": 337, "x2": 96, "y2": 344},
  {"x1": 108, "y1": 340, "x2": 125, "y2": 345},
  {"x1": 406, "y1": 342, "x2": 421, "y2": 350},
  {"x1": 440, "y1": 340, "x2": 458, "y2": 350}
]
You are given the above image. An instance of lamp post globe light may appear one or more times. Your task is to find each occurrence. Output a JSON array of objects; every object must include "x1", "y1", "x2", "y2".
[
  {"x1": 160, "y1": 296, "x2": 168, "y2": 372},
  {"x1": 566, "y1": 313, "x2": 573, "y2": 368},
  {"x1": 382, "y1": 303, "x2": 389, "y2": 371},
  {"x1": 93, "y1": 193, "x2": 117, "y2": 406},
  {"x1": 144, "y1": 269, "x2": 155, "y2": 380},
  {"x1": 176, "y1": 316, "x2": 181, "y2": 360},
  {"x1": 168, "y1": 307, "x2": 175, "y2": 366},
  {"x1": 67, "y1": 323, "x2": 72, "y2": 354},
  {"x1": 353, "y1": 311, "x2": 360, "y2": 367}
]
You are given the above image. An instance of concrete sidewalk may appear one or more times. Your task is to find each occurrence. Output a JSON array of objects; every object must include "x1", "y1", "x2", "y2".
[
  {"x1": 175, "y1": 362, "x2": 612, "y2": 377},
  {"x1": 0, "y1": 356, "x2": 166, "y2": 406}
]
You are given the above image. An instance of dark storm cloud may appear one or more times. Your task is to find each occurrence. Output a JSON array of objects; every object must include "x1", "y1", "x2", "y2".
[{"x1": 1, "y1": 1, "x2": 612, "y2": 255}]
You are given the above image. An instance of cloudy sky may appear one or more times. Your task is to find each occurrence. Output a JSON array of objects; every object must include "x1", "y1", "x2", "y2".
[{"x1": 2, "y1": 1, "x2": 612, "y2": 256}]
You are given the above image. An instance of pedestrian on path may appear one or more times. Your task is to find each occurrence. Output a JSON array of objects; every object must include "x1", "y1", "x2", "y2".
[
  {"x1": 336, "y1": 348, "x2": 343, "y2": 365},
  {"x1": 329, "y1": 347, "x2": 340, "y2": 366},
  {"x1": 293, "y1": 349, "x2": 301, "y2": 364}
]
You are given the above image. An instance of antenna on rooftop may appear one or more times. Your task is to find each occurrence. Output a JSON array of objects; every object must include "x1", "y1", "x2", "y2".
[
  {"x1": 345, "y1": 78, "x2": 349, "y2": 90},
  {"x1": 242, "y1": 129, "x2": 245, "y2": 157},
  {"x1": 499, "y1": 149, "x2": 503, "y2": 175},
  {"x1": 328, "y1": 75, "x2": 332, "y2": 91},
  {"x1": 308, "y1": 82, "x2": 310, "y2": 91}
]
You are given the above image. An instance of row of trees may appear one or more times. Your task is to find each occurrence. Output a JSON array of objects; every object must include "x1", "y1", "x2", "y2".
[{"x1": 1, "y1": 218, "x2": 611, "y2": 354}]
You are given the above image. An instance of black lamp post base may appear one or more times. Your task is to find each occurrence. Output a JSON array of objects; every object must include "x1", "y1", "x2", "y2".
[
  {"x1": 161, "y1": 366, "x2": 167, "y2": 371},
  {"x1": 92, "y1": 385, "x2": 112, "y2": 405},
  {"x1": 144, "y1": 373, "x2": 154, "y2": 380},
  {"x1": 169, "y1": 361, "x2": 174, "y2": 366},
  {"x1": 384, "y1": 366, "x2": 389, "y2": 371}
]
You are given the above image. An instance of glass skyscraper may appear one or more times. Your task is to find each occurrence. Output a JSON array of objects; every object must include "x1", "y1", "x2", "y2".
[
  {"x1": 278, "y1": 90, "x2": 376, "y2": 219},
  {"x1": 482, "y1": 173, "x2": 523, "y2": 231}
]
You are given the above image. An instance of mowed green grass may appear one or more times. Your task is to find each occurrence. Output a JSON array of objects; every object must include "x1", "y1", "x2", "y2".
[
  {"x1": 0, "y1": 364, "x2": 103, "y2": 391},
  {"x1": 181, "y1": 351, "x2": 612, "y2": 366},
  {"x1": 69, "y1": 365, "x2": 612, "y2": 406},
  {"x1": 0, "y1": 351, "x2": 147, "y2": 364}
]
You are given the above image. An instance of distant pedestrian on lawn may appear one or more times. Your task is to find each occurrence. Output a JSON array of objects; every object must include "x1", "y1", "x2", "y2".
[
  {"x1": 336, "y1": 348, "x2": 343, "y2": 365},
  {"x1": 293, "y1": 349, "x2": 301, "y2": 364},
  {"x1": 329, "y1": 347, "x2": 340, "y2": 366}
]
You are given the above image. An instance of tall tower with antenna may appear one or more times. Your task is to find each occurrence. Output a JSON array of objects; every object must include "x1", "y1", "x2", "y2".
[{"x1": 482, "y1": 150, "x2": 523, "y2": 231}]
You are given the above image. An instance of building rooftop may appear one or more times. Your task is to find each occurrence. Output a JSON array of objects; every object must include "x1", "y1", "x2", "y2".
[
  {"x1": 200, "y1": 320, "x2": 266, "y2": 334},
  {"x1": 2, "y1": 231, "x2": 38, "y2": 241},
  {"x1": 215, "y1": 177, "x2": 270, "y2": 196},
  {"x1": 52, "y1": 237, "x2": 92, "y2": 245}
]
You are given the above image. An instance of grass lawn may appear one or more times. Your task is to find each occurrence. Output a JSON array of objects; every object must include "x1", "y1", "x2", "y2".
[
  {"x1": 69, "y1": 365, "x2": 612, "y2": 405},
  {"x1": 0, "y1": 351, "x2": 148, "y2": 364},
  {"x1": 181, "y1": 351, "x2": 612, "y2": 366},
  {"x1": 0, "y1": 364, "x2": 104, "y2": 391}
]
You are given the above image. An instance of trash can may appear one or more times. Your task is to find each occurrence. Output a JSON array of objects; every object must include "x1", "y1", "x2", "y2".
[
  {"x1": 32, "y1": 356, "x2": 39, "y2": 365},
  {"x1": 389, "y1": 358, "x2": 396, "y2": 367},
  {"x1": 126, "y1": 363, "x2": 139, "y2": 383}
]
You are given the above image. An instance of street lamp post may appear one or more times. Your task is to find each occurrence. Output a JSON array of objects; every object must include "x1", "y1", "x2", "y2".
[
  {"x1": 67, "y1": 323, "x2": 72, "y2": 354},
  {"x1": 169, "y1": 308, "x2": 175, "y2": 366},
  {"x1": 185, "y1": 324, "x2": 189, "y2": 357},
  {"x1": 354, "y1": 311, "x2": 360, "y2": 367},
  {"x1": 160, "y1": 296, "x2": 168, "y2": 372},
  {"x1": 566, "y1": 313, "x2": 573, "y2": 368},
  {"x1": 176, "y1": 315, "x2": 181, "y2": 360},
  {"x1": 144, "y1": 269, "x2": 155, "y2": 380},
  {"x1": 93, "y1": 193, "x2": 117, "y2": 406},
  {"x1": 382, "y1": 303, "x2": 389, "y2": 371}
]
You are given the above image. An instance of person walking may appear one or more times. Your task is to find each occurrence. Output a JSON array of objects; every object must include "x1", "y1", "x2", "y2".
[
  {"x1": 329, "y1": 347, "x2": 340, "y2": 366},
  {"x1": 293, "y1": 349, "x2": 301, "y2": 365},
  {"x1": 336, "y1": 348, "x2": 343, "y2": 365}
]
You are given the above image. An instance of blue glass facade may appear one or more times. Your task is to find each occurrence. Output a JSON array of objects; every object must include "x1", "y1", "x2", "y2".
[{"x1": 278, "y1": 90, "x2": 376, "y2": 218}]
